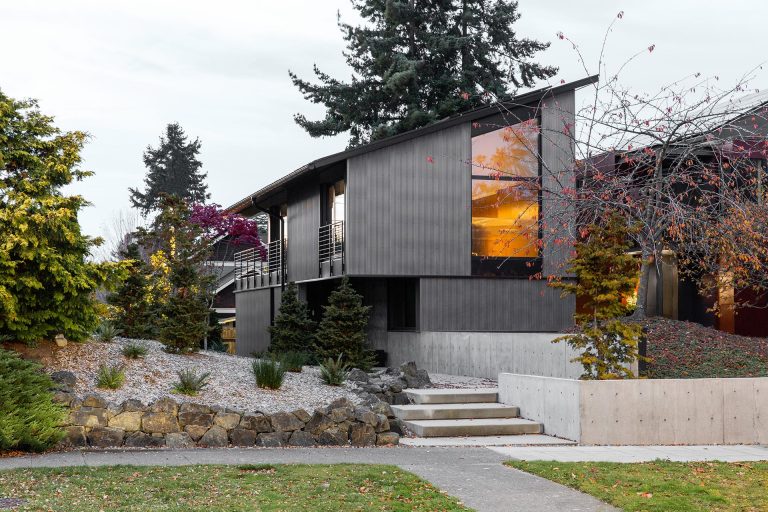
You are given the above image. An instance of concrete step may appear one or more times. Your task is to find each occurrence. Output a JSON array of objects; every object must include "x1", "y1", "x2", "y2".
[
  {"x1": 405, "y1": 388, "x2": 499, "y2": 405},
  {"x1": 392, "y1": 403, "x2": 520, "y2": 421},
  {"x1": 403, "y1": 418, "x2": 543, "y2": 437}
]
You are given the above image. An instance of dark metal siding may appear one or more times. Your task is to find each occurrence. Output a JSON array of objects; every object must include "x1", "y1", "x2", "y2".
[
  {"x1": 234, "y1": 287, "x2": 281, "y2": 356},
  {"x1": 419, "y1": 277, "x2": 574, "y2": 332},
  {"x1": 346, "y1": 123, "x2": 471, "y2": 276},
  {"x1": 287, "y1": 185, "x2": 320, "y2": 282}
]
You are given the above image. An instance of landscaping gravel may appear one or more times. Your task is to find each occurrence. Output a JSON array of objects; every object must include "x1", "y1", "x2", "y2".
[
  {"x1": 46, "y1": 338, "x2": 359, "y2": 414},
  {"x1": 429, "y1": 372, "x2": 497, "y2": 389}
]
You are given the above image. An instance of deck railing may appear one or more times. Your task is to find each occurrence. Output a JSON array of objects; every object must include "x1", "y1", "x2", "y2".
[
  {"x1": 318, "y1": 221, "x2": 344, "y2": 276},
  {"x1": 234, "y1": 240, "x2": 285, "y2": 290}
]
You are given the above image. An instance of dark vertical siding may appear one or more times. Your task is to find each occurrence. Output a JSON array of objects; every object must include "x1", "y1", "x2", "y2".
[
  {"x1": 287, "y1": 185, "x2": 320, "y2": 282},
  {"x1": 346, "y1": 123, "x2": 471, "y2": 276},
  {"x1": 419, "y1": 277, "x2": 574, "y2": 332},
  {"x1": 235, "y1": 288, "x2": 273, "y2": 356}
]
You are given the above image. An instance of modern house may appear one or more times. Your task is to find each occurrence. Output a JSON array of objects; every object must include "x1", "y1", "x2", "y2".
[{"x1": 225, "y1": 76, "x2": 598, "y2": 373}]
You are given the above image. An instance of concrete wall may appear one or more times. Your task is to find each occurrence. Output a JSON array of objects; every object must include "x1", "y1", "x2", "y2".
[
  {"x1": 379, "y1": 331, "x2": 583, "y2": 380},
  {"x1": 499, "y1": 373, "x2": 768, "y2": 445}
]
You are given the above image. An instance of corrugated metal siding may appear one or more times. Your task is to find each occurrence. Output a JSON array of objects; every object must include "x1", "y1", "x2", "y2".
[
  {"x1": 235, "y1": 288, "x2": 272, "y2": 356},
  {"x1": 346, "y1": 123, "x2": 471, "y2": 276},
  {"x1": 419, "y1": 277, "x2": 574, "y2": 332},
  {"x1": 287, "y1": 185, "x2": 320, "y2": 282}
]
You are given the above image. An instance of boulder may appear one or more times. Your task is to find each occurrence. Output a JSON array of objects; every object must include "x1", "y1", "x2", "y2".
[
  {"x1": 124, "y1": 432, "x2": 165, "y2": 448},
  {"x1": 391, "y1": 392, "x2": 411, "y2": 406},
  {"x1": 291, "y1": 409, "x2": 311, "y2": 424},
  {"x1": 354, "y1": 407, "x2": 377, "y2": 427},
  {"x1": 53, "y1": 391, "x2": 73, "y2": 406},
  {"x1": 230, "y1": 428, "x2": 257, "y2": 447},
  {"x1": 165, "y1": 432, "x2": 195, "y2": 449},
  {"x1": 88, "y1": 427, "x2": 125, "y2": 448},
  {"x1": 121, "y1": 399, "x2": 145, "y2": 412},
  {"x1": 317, "y1": 427, "x2": 349, "y2": 446},
  {"x1": 179, "y1": 403, "x2": 212, "y2": 415},
  {"x1": 69, "y1": 407, "x2": 108, "y2": 428},
  {"x1": 327, "y1": 397, "x2": 354, "y2": 410},
  {"x1": 184, "y1": 424, "x2": 209, "y2": 442},
  {"x1": 305, "y1": 411, "x2": 335, "y2": 435},
  {"x1": 349, "y1": 424, "x2": 376, "y2": 447},
  {"x1": 81, "y1": 394, "x2": 108, "y2": 409},
  {"x1": 149, "y1": 397, "x2": 179, "y2": 415},
  {"x1": 256, "y1": 432, "x2": 283, "y2": 447},
  {"x1": 376, "y1": 432, "x2": 400, "y2": 446},
  {"x1": 240, "y1": 413, "x2": 272, "y2": 433},
  {"x1": 108, "y1": 411, "x2": 142, "y2": 431},
  {"x1": 50, "y1": 370, "x2": 77, "y2": 390},
  {"x1": 288, "y1": 430, "x2": 315, "y2": 447},
  {"x1": 269, "y1": 411, "x2": 304, "y2": 432},
  {"x1": 329, "y1": 407, "x2": 354, "y2": 423},
  {"x1": 400, "y1": 361, "x2": 431, "y2": 388},
  {"x1": 371, "y1": 401, "x2": 394, "y2": 418},
  {"x1": 61, "y1": 426, "x2": 87, "y2": 447},
  {"x1": 141, "y1": 412, "x2": 180, "y2": 434},
  {"x1": 179, "y1": 411, "x2": 214, "y2": 429},
  {"x1": 375, "y1": 414, "x2": 390, "y2": 433},
  {"x1": 347, "y1": 368, "x2": 370, "y2": 384},
  {"x1": 213, "y1": 412, "x2": 242, "y2": 430},
  {"x1": 388, "y1": 418, "x2": 405, "y2": 436},
  {"x1": 199, "y1": 426, "x2": 229, "y2": 447}
]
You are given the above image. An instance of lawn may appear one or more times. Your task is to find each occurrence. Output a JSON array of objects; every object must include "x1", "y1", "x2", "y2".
[
  {"x1": 506, "y1": 460, "x2": 768, "y2": 512},
  {"x1": 0, "y1": 464, "x2": 469, "y2": 511}
]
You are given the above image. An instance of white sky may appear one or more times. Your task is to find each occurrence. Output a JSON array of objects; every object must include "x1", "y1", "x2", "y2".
[{"x1": 0, "y1": 0, "x2": 764, "y2": 240}]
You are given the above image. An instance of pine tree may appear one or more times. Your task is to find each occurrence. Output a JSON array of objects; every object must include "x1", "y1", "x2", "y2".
[
  {"x1": 314, "y1": 277, "x2": 373, "y2": 369},
  {"x1": 107, "y1": 243, "x2": 156, "y2": 339},
  {"x1": 290, "y1": 0, "x2": 556, "y2": 147},
  {"x1": 0, "y1": 90, "x2": 127, "y2": 344},
  {"x1": 550, "y1": 214, "x2": 645, "y2": 379},
  {"x1": 129, "y1": 123, "x2": 209, "y2": 216},
  {"x1": 268, "y1": 282, "x2": 316, "y2": 353}
]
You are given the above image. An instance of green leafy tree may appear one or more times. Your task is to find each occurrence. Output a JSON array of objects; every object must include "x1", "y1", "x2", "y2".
[
  {"x1": 314, "y1": 277, "x2": 373, "y2": 370},
  {"x1": 290, "y1": 0, "x2": 556, "y2": 146},
  {"x1": 107, "y1": 242, "x2": 156, "y2": 339},
  {"x1": 550, "y1": 214, "x2": 644, "y2": 379},
  {"x1": 129, "y1": 123, "x2": 209, "y2": 216},
  {"x1": 268, "y1": 282, "x2": 317, "y2": 353},
  {"x1": 0, "y1": 90, "x2": 126, "y2": 344}
]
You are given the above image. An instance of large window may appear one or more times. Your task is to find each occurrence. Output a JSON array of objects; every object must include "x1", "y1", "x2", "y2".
[{"x1": 471, "y1": 117, "x2": 541, "y2": 276}]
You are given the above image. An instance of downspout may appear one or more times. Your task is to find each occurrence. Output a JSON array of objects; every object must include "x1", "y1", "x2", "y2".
[{"x1": 250, "y1": 197, "x2": 286, "y2": 293}]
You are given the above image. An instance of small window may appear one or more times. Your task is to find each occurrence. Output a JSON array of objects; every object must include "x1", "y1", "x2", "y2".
[{"x1": 387, "y1": 279, "x2": 418, "y2": 331}]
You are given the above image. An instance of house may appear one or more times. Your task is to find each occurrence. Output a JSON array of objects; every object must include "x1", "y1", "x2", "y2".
[{"x1": 224, "y1": 76, "x2": 598, "y2": 373}]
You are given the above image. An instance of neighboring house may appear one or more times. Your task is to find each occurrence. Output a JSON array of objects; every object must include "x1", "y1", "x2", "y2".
[{"x1": 225, "y1": 76, "x2": 598, "y2": 362}]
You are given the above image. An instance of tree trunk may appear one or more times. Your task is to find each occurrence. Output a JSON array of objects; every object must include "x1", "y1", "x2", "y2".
[{"x1": 631, "y1": 254, "x2": 652, "y2": 320}]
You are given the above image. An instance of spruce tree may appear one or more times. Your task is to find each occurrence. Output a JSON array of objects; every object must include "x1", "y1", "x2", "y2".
[
  {"x1": 290, "y1": 0, "x2": 557, "y2": 146},
  {"x1": 314, "y1": 277, "x2": 373, "y2": 370},
  {"x1": 129, "y1": 123, "x2": 209, "y2": 216},
  {"x1": 107, "y1": 243, "x2": 156, "y2": 339},
  {"x1": 268, "y1": 282, "x2": 316, "y2": 353}
]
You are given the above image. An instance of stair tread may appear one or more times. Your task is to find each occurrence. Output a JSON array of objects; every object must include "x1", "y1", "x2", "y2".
[
  {"x1": 405, "y1": 418, "x2": 539, "y2": 427},
  {"x1": 406, "y1": 388, "x2": 499, "y2": 404},
  {"x1": 406, "y1": 388, "x2": 498, "y2": 395},
  {"x1": 392, "y1": 403, "x2": 515, "y2": 411}
]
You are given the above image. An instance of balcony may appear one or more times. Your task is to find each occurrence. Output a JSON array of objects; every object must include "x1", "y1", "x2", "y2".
[
  {"x1": 234, "y1": 240, "x2": 285, "y2": 291},
  {"x1": 318, "y1": 221, "x2": 344, "y2": 278}
]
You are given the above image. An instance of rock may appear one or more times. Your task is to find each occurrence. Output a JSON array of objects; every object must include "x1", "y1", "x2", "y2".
[
  {"x1": 388, "y1": 383, "x2": 403, "y2": 394},
  {"x1": 61, "y1": 426, "x2": 87, "y2": 447},
  {"x1": 50, "y1": 370, "x2": 77, "y2": 390},
  {"x1": 108, "y1": 411, "x2": 142, "y2": 431},
  {"x1": 400, "y1": 362, "x2": 431, "y2": 388},
  {"x1": 184, "y1": 424, "x2": 209, "y2": 442},
  {"x1": 82, "y1": 394, "x2": 108, "y2": 409},
  {"x1": 292, "y1": 409, "x2": 311, "y2": 423},
  {"x1": 363, "y1": 384, "x2": 383, "y2": 394},
  {"x1": 376, "y1": 432, "x2": 400, "y2": 446},
  {"x1": 88, "y1": 427, "x2": 125, "y2": 448},
  {"x1": 349, "y1": 424, "x2": 376, "y2": 447},
  {"x1": 141, "y1": 412, "x2": 180, "y2": 434},
  {"x1": 371, "y1": 401, "x2": 394, "y2": 418},
  {"x1": 288, "y1": 430, "x2": 315, "y2": 447},
  {"x1": 105, "y1": 402, "x2": 123, "y2": 420},
  {"x1": 213, "y1": 412, "x2": 241, "y2": 430},
  {"x1": 124, "y1": 432, "x2": 165, "y2": 448},
  {"x1": 179, "y1": 403, "x2": 212, "y2": 415},
  {"x1": 256, "y1": 432, "x2": 283, "y2": 447},
  {"x1": 317, "y1": 427, "x2": 349, "y2": 446},
  {"x1": 329, "y1": 407, "x2": 354, "y2": 423},
  {"x1": 179, "y1": 411, "x2": 214, "y2": 428},
  {"x1": 391, "y1": 392, "x2": 411, "y2": 406},
  {"x1": 388, "y1": 418, "x2": 405, "y2": 435},
  {"x1": 230, "y1": 428, "x2": 257, "y2": 446},
  {"x1": 269, "y1": 411, "x2": 305, "y2": 432},
  {"x1": 240, "y1": 413, "x2": 272, "y2": 433},
  {"x1": 375, "y1": 414, "x2": 390, "y2": 433},
  {"x1": 347, "y1": 368, "x2": 370, "y2": 384},
  {"x1": 69, "y1": 407, "x2": 108, "y2": 428},
  {"x1": 354, "y1": 407, "x2": 377, "y2": 427},
  {"x1": 199, "y1": 426, "x2": 229, "y2": 447},
  {"x1": 305, "y1": 411, "x2": 335, "y2": 435},
  {"x1": 165, "y1": 432, "x2": 195, "y2": 449},
  {"x1": 121, "y1": 399, "x2": 145, "y2": 412},
  {"x1": 149, "y1": 397, "x2": 179, "y2": 415},
  {"x1": 53, "y1": 391, "x2": 73, "y2": 406},
  {"x1": 327, "y1": 397, "x2": 354, "y2": 410}
]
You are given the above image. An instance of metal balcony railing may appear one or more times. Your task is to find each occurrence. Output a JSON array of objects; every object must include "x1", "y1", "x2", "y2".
[
  {"x1": 318, "y1": 221, "x2": 344, "y2": 276},
  {"x1": 234, "y1": 240, "x2": 285, "y2": 290}
]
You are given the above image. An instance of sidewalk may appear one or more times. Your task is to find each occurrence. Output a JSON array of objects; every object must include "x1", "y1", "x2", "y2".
[
  {"x1": 491, "y1": 444, "x2": 768, "y2": 462},
  {"x1": 0, "y1": 446, "x2": 615, "y2": 512}
]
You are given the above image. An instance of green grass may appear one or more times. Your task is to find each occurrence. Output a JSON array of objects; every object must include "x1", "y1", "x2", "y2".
[
  {"x1": 0, "y1": 464, "x2": 469, "y2": 511},
  {"x1": 506, "y1": 460, "x2": 768, "y2": 512}
]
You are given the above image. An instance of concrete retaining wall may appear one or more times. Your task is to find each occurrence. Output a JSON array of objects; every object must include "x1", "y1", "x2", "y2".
[
  {"x1": 499, "y1": 373, "x2": 768, "y2": 445},
  {"x1": 380, "y1": 331, "x2": 583, "y2": 380}
]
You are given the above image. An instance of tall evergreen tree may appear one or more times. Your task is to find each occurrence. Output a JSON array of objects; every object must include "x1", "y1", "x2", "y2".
[
  {"x1": 269, "y1": 282, "x2": 316, "y2": 353},
  {"x1": 129, "y1": 123, "x2": 209, "y2": 216},
  {"x1": 290, "y1": 0, "x2": 557, "y2": 147},
  {"x1": 107, "y1": 243, "x2": 156, "y2": 339}
]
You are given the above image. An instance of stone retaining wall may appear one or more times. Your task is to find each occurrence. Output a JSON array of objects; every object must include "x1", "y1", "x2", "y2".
[{"x1": 56, "y1": 394, "x2": 400, "y2": 449}]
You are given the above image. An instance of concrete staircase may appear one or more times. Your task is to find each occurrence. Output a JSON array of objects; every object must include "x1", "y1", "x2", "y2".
[{"x1": 392, "y1": 388, "x2": 543, "y2": 438}]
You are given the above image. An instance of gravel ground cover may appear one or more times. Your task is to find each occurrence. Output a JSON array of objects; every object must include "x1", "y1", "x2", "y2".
[{"x1": 429, "y1": 372, "x2": 497, "y2": 389}]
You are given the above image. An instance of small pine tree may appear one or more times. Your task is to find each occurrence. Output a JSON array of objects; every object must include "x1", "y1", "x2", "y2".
[
  {"x1": 550, "y1": 213, "x2": 645, "y2": 379},
  {"x1": 107, "y1": 243, "x2": 156, "y2": 339},
  {"x1": 314, "y1": 277, "x2": 373, "y2": 370},
  {"x1": 268, "y1": 282, "x2": 316, "y2": 353}
]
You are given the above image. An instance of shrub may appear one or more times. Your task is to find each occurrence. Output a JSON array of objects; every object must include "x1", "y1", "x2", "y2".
[
  {"x1": 277, "y1": 351, "x2": 310, "y2": 372},
  {"x1": 121, "y1": 343, "x2": 148, "y2": 359},
  {"x1": 269, "y1": 282, "x2": 316, "y2": 353},
  {"x1": 252, "y1": 357, "x2": 286, "y2": 390},
  {"x1": 96, "y1": 363, "x2": 125, "y2": 389},
  {"x1": 319, "y1": 355, "x2": 349, "y2": 386},
  {"x1": 0, "y1": 349, "x2": 65, "y2": 452},
  {"x1": 93, "y1": 320, "x2": 123, "y2": 343},
  {"x1": 172, "y1": 368, "x2": 211, "y2": 396}
]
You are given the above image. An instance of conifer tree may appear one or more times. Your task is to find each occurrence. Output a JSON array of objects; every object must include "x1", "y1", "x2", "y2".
[
  {"x1": 107, "y1": 243, "x2": 156, "y2": 339},
  {"x1": 129, "y1": 123, "x2": 209, "y2": 216},
  {"x1": 550, "y1": 214, "x2": 645, "y2": 379},
  {"x1": 268, "y1": 282, "x2": 316, "y2": 353},
  {"x1": 290, "y1": 0, "x2": 556, "y2": 146},
  {"x1": 314, "y1": 277, "x2": 373, "y2": 370}
]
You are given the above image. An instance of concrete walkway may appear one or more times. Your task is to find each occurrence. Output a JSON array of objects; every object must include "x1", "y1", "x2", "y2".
[
  {"x1": 491, "y1": 444, "x2": 768, "y2": 462},
  {"x1": 0, "y1": 447, "x2": 615, "y2": 512}
]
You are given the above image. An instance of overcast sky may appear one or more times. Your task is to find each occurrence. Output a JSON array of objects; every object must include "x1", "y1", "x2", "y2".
[{"x1": 1, "y1": 0, "x2": 764, "y2": 241}]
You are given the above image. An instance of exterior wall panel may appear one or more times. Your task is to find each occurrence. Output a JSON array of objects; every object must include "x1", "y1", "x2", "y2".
[
  {"x1": 287, "y1": 185, "x2": 320, "y2": 282},
  {"x1": 234, "y1": 288, "x2": 273, "y2": 356}
]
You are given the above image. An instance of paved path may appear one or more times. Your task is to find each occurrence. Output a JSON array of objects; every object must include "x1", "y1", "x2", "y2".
[
  {"x1": 492, "y1": 444, "x2": 768, "y2": 462},
  {"x1": 0, "y1": 447, "x2": 615, "y2": 512}
]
